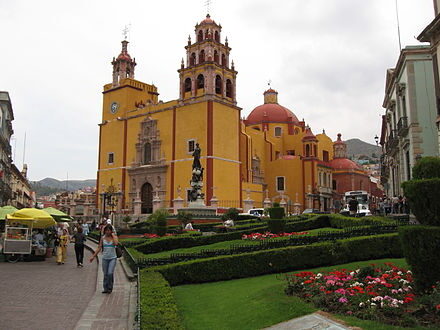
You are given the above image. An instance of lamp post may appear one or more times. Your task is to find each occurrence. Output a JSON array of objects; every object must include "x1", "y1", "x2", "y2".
[{"x1": 374, "y1": 135, "x2": 379, "y2": 146}]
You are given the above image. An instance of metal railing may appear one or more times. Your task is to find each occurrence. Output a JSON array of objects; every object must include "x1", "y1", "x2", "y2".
[{"x1": 397, "y1": 117, "x2": 408, "y2": 137}]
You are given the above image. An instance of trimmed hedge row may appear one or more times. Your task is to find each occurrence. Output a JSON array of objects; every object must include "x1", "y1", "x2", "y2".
[
  {"x1": 139, "y1": 271, "x2": 183, "y2": 329},
  {"x1": 150, "y1": 234, "x2": 402, "y2": 286},
  {"x1": 324, "y1": 214, "x2": 393, "y2": 228},
  {"x1": 399, "y1": 226, "x2": 440, "y2": 292}
]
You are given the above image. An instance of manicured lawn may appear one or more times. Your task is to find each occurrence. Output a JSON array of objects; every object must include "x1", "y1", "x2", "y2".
[
  {"x1": 173, "y1": 258, "x2": 421, "y2": 330},
  {"x1": 142, "y1": 227, "x2": 342, "y2": 259}
]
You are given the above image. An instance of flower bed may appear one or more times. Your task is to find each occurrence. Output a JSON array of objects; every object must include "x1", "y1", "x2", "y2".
[
  {"x1": 285, "y1": 263, "x2": 440, "y2": 327},
  {"x1": 242, "y1": 231, "x2": 309, "y2": 240}
]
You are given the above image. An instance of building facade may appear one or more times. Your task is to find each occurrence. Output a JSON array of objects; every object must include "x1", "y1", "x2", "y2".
[
  {"x1": 56, "y1": 188, "x2": 98, "y2": 221},
  {"x1": 418, "y1": 0, "x2": 440, "y2": 152},
  {"x1": 380, "y1": 46, "x2": 439, "y2": 197},
  {"x1": 97, "y1": 15, "x2": 379, "y2": 216},
  {"x1": 10, "y1": 164, "x2": 34, "y2": 208},
  {"x1": 0, "y1": 92, "x2": 14, "y2": 205}
]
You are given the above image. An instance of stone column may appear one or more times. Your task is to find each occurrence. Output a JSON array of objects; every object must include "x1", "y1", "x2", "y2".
[
  {"x1": 210, "y1": 196, "x2": 219, "y2": 210},
  {"x1": 173, "y1": 197, "x2": 184, "y2": 214},
  {"x1": 293, "y1": 203, "x2": 301, "y2": 215},
  {"x1": 152, "y1": 191, "x2": 161, "y2": 213}
]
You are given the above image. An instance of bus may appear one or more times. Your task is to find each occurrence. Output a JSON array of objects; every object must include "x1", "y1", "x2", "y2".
[{"x1": 341, "y1": 190, "x2": 372, "y2": 216}]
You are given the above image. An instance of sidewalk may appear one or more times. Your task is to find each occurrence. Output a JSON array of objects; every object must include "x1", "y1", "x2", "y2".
[
  {"x1": 0, "y1": 244, "x2": 97, "y2": 330},
  {"x1": 75, "y1": 240, "x2": 137, "y2": 330}
]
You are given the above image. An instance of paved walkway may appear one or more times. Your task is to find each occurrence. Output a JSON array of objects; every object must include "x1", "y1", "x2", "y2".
[
  {"x1": 75, "y1": 240, "x2": 137, "y2": 330},
  {"x1": 0, "y1": 244, "x2": 97, "y2": 330},
  {"x1": 265, "y1": 312, "x2": 355, "y2": 330}
]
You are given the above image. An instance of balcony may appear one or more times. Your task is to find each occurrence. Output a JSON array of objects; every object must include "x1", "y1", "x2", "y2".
[
  {"x1": 386, "y1": 130, "x2": 398, "y2": 154},
  {"x1": 397, "y1": 116, "x2": 408, "y2": 137}
]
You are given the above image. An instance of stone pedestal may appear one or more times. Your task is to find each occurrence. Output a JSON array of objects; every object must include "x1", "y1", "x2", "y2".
[
  {"x1": 152, "y1": 196, "x2": 162, "y2": 212},
  {"x1": 293, "y1": 203, "x2": 301, "y2": 215},
  {"x1": 263, "y1": 198, "x2": 272, "y2": 209},
  {"x1": 280, "y1": 199, "x2": 287, "y2": 213},
  {"x1": 133, "y1": 198, "x2": 142, "y2": 216},
  {"x1": 173, "y1": 197, "x2": 184, "y2": 214},
  {"x1": 210, "y1": 197, "x2": 219, "y2": 210},
  {"x1": 243, "y1": 198, "x2": 254, "y2": 213}
]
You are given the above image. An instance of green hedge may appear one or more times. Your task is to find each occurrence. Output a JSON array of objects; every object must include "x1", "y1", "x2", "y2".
[
  {"x1": 412, "y1": 156, "x2": 440, "y2": 179},
  {"x1": 151, "y1": 234, "x2": 402, "y2": 286},
  {"x1": 402, "y1": 179, "x2": 440, "y2": 226},
  {"x1": 268, "y1": 207, "x2": 285, "y2": 219},
  {"x1": 284, "y1": 216, "x2": 329, "y2": 232},
  {"x1": 267, "y1": 219, "x2": 286, "y2": 233},
  {"x1": 323, "y1": 214, "x2": 392, "y2": 228},
  {"x1": 399, "y1": 226, "x2": 440, "y2": 292},
  {"x1": 139, "y1": 271, "x2": 183, "y2": 329},
  {"x1": 134, "y1": 226, "x2": 267, "y2": 254}
]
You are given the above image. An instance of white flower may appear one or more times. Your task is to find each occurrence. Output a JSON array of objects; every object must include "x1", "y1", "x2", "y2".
[
  {"x1": 359, "y1": 302, "x2": 365, "y2": 307},
  {"x1": 371, "y1": 303, "x2": 377, "y2": 306},
  {"x1": 350, "y1": 271, "x2": 355, "y2": 276},
  {"x1": 407, "y1": 270, "x2": 412, "y2": 274}
]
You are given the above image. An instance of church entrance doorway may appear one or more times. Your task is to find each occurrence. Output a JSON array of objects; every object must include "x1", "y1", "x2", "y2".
[{"x1": 141, "y1": 182, "x2": 153, "y2": 214}]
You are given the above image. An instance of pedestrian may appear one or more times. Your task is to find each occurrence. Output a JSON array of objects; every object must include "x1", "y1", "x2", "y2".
[
  {"x1": 392, "y1": 195, "x2": 399, "y2": 214},
  {"x1": 82, "y1": 222, "x2": 90, "y2": 236},
  {"x1": 72, "y1": 227, "x2": 86, "y2": 267},
  {"x1": 348, "y1": 196, "x2": 359, "y2": 216},
  {"x1": 56, "y1": 228, "x2": 70, "y2": 265},
  {"x1": 89, "y1": 225, "x2": 119, "y2": 294}
]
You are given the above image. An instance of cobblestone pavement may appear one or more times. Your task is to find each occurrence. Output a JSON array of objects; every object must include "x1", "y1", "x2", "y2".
[{"x1": 0, "y1": 244, "x2": 97, "y2": 330}]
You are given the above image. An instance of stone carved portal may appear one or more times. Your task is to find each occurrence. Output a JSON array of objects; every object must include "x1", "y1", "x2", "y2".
[
  {"x1": 141, "y1": 182, "x2": 153, "y2": 214},
  {"x1": 128, "y1": 116, "x2": 168, "y2": 214}
]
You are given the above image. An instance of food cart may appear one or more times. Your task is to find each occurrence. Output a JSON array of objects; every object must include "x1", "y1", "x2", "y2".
[{"x1": 2, "y1": 208, "x2": 56, "y2": 262}]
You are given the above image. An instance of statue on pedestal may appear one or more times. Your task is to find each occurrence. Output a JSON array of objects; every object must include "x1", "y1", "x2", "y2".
[{"x1": 189, "y1": 143, "x2": 204, "y2": 203}]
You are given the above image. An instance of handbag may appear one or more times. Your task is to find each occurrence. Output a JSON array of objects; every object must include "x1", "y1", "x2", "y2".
[{"x1": 115, "y1": 245, "x2": 123, "y2": 258}]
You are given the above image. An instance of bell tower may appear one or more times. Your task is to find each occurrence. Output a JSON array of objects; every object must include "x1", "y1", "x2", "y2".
[
  {"x1": 112, "y1": 40, "x2": 137, "y2": 87},
  {"x1": 333, "y1": 133, "x2": 347, "y2": 158},
  {"x1": 178, "y1": 14, "x2": 237, "y2": 104}
]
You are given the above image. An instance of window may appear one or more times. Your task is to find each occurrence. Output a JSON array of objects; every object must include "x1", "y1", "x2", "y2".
[
  {"x1": 197, "y1": 74, "x2": 204, "y2": 89},
  {"x1": 188, "y1": 139, "x2": 196, "y2": 153},
  {"x1": 215, "y1": 75, "x2": 222, "y2": 94},
  {"x1": 276, "y1": 176, "x2": 285, "y2": 191},
  {"x1": 197, "y1": 30, "x2": 203, "y2": 42},
  {"x1": 322, "y1": 150, "x2": 329, "y2": 162},
  {"x1": 287, "y1": 150, "x2": 295, "y2": 155},
  {"x1": 144, "y1": 143, "x2": 152, "y2": 164},
  {"x1": 323, "y1": 172, "x2": 327, "y2": 186},
  {"x1": 332, "y1": 180, "x2": 337, "y2": 190},
  {"x1": 274, "y1": 127, "x2": 282, "y2": 137},
  {"x1": 214, "y1": 30, "x2": 219, "y2": 42},
  {"x1": 226, "y1": 79, "x2": 232, "y2": 98},
  {"x1": 184, "y1": 78, "x2": 191, "y2": 92},
  {"x1": 221, "y1": 54, "x2": 226, "y2": 66},
  {"x1": 108, "y1": 152, "x2": 114, "y2": 164},
  {"x1": 190, "y1": 53, "x2": 196, "y2": 66},
  {"x1": 275, "y1": 151, "x2": 280, "y2": 159},
  {"x1": 305, "y1": 144, "x2": 310, "y2": 157},
  {"x1": 199, "y1": 50, "x2": 205, "y2": 63},
  {"x1": 214, "y1": 50, "x2": 219, "y2": 63}
]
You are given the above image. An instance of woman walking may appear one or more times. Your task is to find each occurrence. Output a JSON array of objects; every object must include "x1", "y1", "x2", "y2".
[
  {"x1": 57, "y1": 228, "x2": 70, "y2": 265},
  {"x1": 73, "y1": 227, "x2": 86, "y2": 267},
  {"x1": 89, "y1": 225, "x2": 119, "y2": 294}
]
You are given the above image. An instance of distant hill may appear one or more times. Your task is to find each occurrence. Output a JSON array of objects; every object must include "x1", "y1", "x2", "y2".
[
  {"x1": 31, "y1": 178, "x2": 96, "y2": 197},
  {"x1": 345, "y1": 139, "x2": 381, "y2": 159}
]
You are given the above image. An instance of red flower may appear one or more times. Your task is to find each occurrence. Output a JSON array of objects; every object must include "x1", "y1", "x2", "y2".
[
  {"x1": 404, "y1": 297, "x2": 413, "y2": 303},
  {"x1": 304, "y1": 280, "x2": 313, "y2": 284},
  {"x1": 436, "y1": 304, "x2": 440, "y2": 311}
]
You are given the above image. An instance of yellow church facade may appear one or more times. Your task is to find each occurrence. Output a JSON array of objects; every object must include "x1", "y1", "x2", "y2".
[{"x1": 97, "y1": 15, "x2": 337, "y2": 216}]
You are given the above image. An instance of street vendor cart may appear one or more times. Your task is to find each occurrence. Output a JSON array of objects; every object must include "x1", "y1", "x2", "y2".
[{"x1": 2, "y1": 208, "x2": 56, "y2": 262}]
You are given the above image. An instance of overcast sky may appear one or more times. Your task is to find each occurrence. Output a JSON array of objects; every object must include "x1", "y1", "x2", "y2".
[{"x1": 0, "y1": 0, "x2": 435, "y2": 181}]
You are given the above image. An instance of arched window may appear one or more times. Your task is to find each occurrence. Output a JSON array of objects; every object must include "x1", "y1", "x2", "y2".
[
  {"x1": 197, "y1": 30, "x2": 203, "y2": 42},
  {"x1": 144, "y1": 143, "x2": 152, "y2": 164},
  {"x1": 206, "y1": 29, "x2": 209, "y2": 39},
  {"x1": 215, "y1": 75, "x2": 222, "y2": 94},
  {"x1": 221, "y1": 54, "x2": 226, "y2": 66},
  {"x1": 323, "y1": 172, "x2": 327, "y2": 186},
  {"x1": 197, "y1": 74, "x2": 204, "y2": 89},
  {"x1": 190, "y1": 53, "x2": 196, "y2": 66},
  {"x1": 305, "y1": 144, "x2": 310, "y2": 157},
  {"x1": 226, "y1": 79, "x2": 232, "y2": 98},
  {"x1": 184, "y1": 78, "x2": 191, "y2": 92},
  {"x1": 199, "y1": 50, "x2": 205, "y2": 63},
  {"x1": 214, "y1": 50, "x2": 219, "y2": 63},
  {"x1": 313, "y1": 145, "x2": 317, "y2": 157},
  {"x1": 214, "y1": 30, "x2": 219, "y2": 42}
]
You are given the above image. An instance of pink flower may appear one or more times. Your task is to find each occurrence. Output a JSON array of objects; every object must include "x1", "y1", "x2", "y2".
[{"x1": 338, "y1": 297, "x2": 348, "y2": 303}]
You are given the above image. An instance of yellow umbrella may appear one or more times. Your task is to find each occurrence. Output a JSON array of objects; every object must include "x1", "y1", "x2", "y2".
[{"x1": 6, "y1": 208, "x2": 56, "y2": 229}]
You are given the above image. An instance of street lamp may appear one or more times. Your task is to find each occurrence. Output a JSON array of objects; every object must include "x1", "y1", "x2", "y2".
[{"x1": 374, "y1": 135, "x2": 379, "y2": 146}]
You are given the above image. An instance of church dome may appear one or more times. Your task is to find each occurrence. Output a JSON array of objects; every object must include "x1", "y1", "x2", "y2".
[
  {"x1": 330, "y1": 158, "x2": 361, "y2": 170},
  {"x1": 246, "y1": 89, "x2": 299, "y2": 125},
  {"x1": 200, "y1": 14, "x2": 216, "y2": 25}
]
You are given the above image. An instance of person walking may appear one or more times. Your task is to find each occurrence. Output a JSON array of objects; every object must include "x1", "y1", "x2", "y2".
[
  {"x1": 89, "y1": 225, "x2": 119, "y2": 294},
  {"x1": 56, "y1": 228, "x2": 70, "y2": 265},
  {"x1": 348, "y1": 197, "x2": 359, "y2": 216},
  {"x1": 72, "y1": 227, "x2": 86, "y2": 267}
]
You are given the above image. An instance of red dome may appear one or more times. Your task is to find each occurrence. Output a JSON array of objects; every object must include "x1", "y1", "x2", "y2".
[
  {"x1": 117, "y1": 53, "x2": 132, "y2": 61},
  {"x1": 330, "y1": 158, "x2": 361, "y2": 170},
  {"x1": 201, "y1": 14, "x2": 216, "y2": 24},
  {"x1": 246, "y1": 103, "x2": 299, "y2": 125}
]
